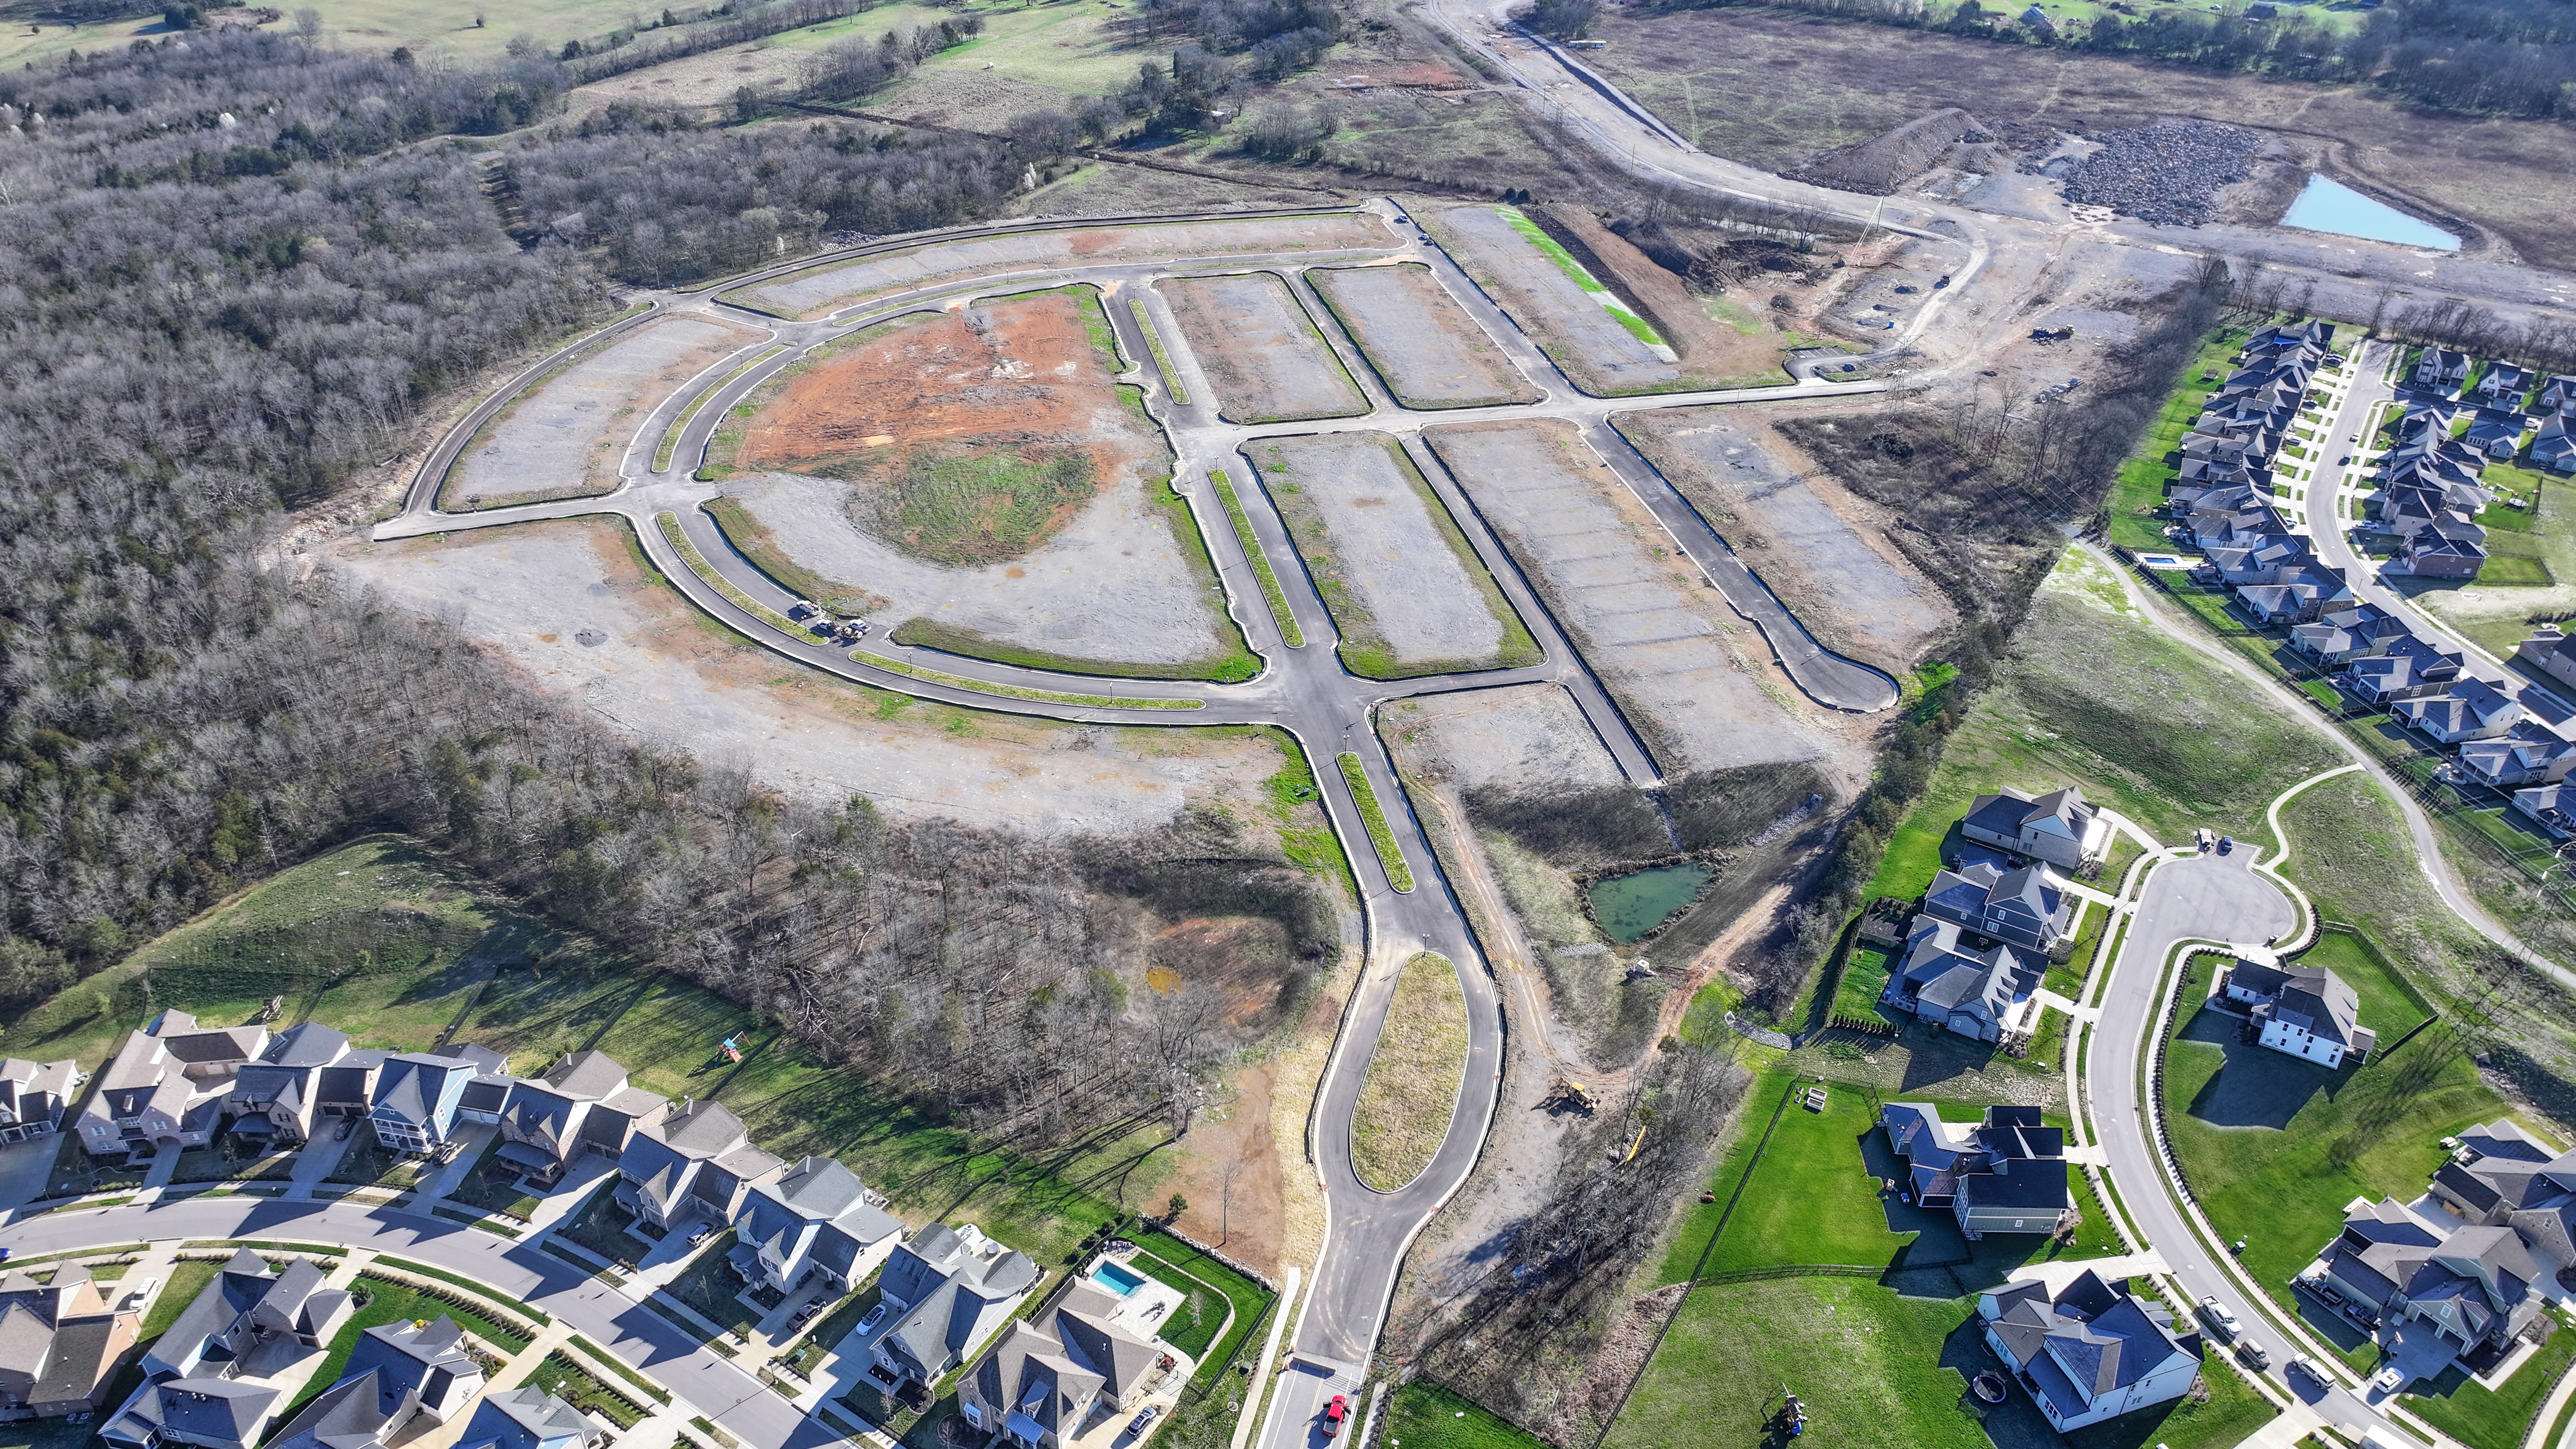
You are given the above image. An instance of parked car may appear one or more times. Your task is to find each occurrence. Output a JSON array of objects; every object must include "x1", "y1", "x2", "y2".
[
  {"x1": 688, "y1": 1226, "x2": 717, "y2": 1248},
  {"x1": 2197, "y1": 1297, "x2": 2241, "y2": 1341},
  {"x1": 1127, "y1": 1406, "x2": 1160, "y2": 1437},
  {"x1": 2235, "y1": 1339, "x2": 2269, "y2": 1369},
  {"x1": 859, "y1": 1303, "x2": 888, "y2": 1334},
  {"x1": 335, "y1": 1118, "x2": 356, "y2": 1141},
  {"x1": 132, "y1": 1276, "x2": 158, "y2": 1301},
  {"x1": 2217, "y1": 835, "x2": 2234, "y2": 855},
  {"x1": 2373, "y1": 1365, "x2": 2406, "y2": 1393},
  {"x1": 1321, "y1": 1397, "x2": 1348, "y2": 1439},
  {"x1": 2287, "y1": 1355, "x2": 2326, "y2": 1387},
  {"x1": 792, "y1": 1301, "x2": 823, "y2": 1328}
]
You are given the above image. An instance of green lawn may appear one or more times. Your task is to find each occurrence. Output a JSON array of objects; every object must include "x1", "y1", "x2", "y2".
[
  {"x1": 140, "y1": 1260, "x2": 222, "y2": 1339},
  {"x1": 279, "y1": 1276, "x2": 532, "y2": 1424},
  {"x1": 661, "y1": 1232, "x2": 757, "y2": 1339},
  {"x1": 532, "y1": 1350, "x2": 650, "y2": 1429},
  {"x1": 555, "y1": 1181, "x2": 645, "y2": 1268},
  {"x1": 1830, "y1": 945, "x2": 1895, "y2": 1020},
  {"x1": 2104, "y1": 325, "x2": 2259, "y2": 550},
  {"x1": 1702, "y1": 1085, "x2": 1912, "y2": 1274},
  {"x1": 326, "y1": 1132, "x2": 424, "y2": 1190},
  {"x1": 1126, "y1": 1229, "x2": 1273, "y2": 1373},
  {"x1": 2404, "y1": 1321, "x2": 2576, "y2": 1449},
  {"x1": 1382, "y1": 1381, "x2": 1549, "y2": 1449},
  {"x1": 2160, "y1": 944, "x2": 2503, "y2": 1355}
]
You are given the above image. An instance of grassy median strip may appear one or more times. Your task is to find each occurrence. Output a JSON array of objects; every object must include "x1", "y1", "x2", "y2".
[
  {"x1": 1336, "y1": 752, "x2": 1413, "y2": 890},
  {"x1": 853, "y1": 651, "x2": 1203, "y2": 711},
  {"x1": 1349, "y1": 951, "x2": 1468, "y2": 1189},
  {"x1": 1209, "y1": 469, "x2": 1303, "y2": 647},
  {"x1": 658, "y1": 345, "x2": 785, "y2": 472},
  {"x1": 1129, "y1": 299, "x2": 1189, "y2": 404},
  {"x1": 1497, "y1": 205, "x2": 1670, "y2": 351},
  {"x1": 657, "y1": 510, "x2": 809, "y2": 637}
]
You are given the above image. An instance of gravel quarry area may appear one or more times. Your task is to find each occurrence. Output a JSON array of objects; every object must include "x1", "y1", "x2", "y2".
[
  {"x1": 2061, "y1": 118, "x2": 2265, "y2": 226},
  {"x1": 1249, "y1": 432, "x2": 1519, "y2": 676},
  {"x1": 444, "y1": 313, "x2": 762, "y2": 510},
  {"x1": 1422, "y1": 203, "x2": 1682, "y2": 396},
  {"x1": 1424, "y1": 420, "x2": 1817, "y2": 772},
  {"x1": 721, "y1": 470, "x2": 1233, "y2": 670},
  {"x1": 1159, "y1": 271, "x2": 1368, "y2": 423},
  {"x1": 1306, "y1": 263, "x2": 1541, "y2": 409},
  {"x1": 731, "y1": 213, "x2": 1398, "y2": 320},
  {"x1": 325, "y1": 519, "x2": 1282, "y2": 833},
  {"x1": 1617, "y1": 410, "x2": 1952, "y2": 669}
]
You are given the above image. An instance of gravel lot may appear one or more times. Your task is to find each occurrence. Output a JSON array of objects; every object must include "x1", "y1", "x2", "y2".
[
  {"x1": 445, "y1": 314, "x2": 761, "y2": 510},
  {"x1": 1423, "y1": 204, "x2": 1681, "y2": 395},
  {"x1": 1424, "y1": 420, "x2": 1817, "y2": 771},
  {"x1": 325, "y1": 519, "x2": 1280, "y2": 832},
  {"x1": 1160, "y1": 271, "x2": 1367, "y2": 423},
  {"x1": 1387, "y1": 683, "x2": 1627, "y2": 794},
  {"x1": 1618, "y1": 409, "x2": 1950, "y2": 668},
  {"x1": 1306, "y1": 263, "x2": 1541, "y2": 409},
  {"x1": 2062, "y1": 118, "x2": 2265, "y2": 226},
  {"x1": 1249, "y1": 432, "x2": 1513, "y2": 674},
  {"x1": 736, "y1": 215, "x2": 1397, "y2": 320},
  {"x1": 723, "y1": 469, "x2": 1232, "y2": 669}
]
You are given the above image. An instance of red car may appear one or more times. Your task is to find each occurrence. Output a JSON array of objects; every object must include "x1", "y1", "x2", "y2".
[{"x1": 1321, "y1": 1397, "x2": 1348, "y2": 1439}]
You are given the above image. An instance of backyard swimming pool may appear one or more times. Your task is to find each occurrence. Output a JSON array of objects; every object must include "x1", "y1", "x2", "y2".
[
  {"x1": 2279, "y1": 175, "x2": 2459, "y2": 252},
  {"x1": 1091, "y1": 1260, "x2": 1147, "y2": 1296}
]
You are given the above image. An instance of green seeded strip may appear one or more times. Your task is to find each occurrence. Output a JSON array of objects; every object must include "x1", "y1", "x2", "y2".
[
  {"x1": 1130, "y1": 299, "x2": 1191, "y2": 404},
  {"x1": 1210, "y1": 469, "x2": 1303, "y2": 647},
  {"x1": 656, "y1": 345, "x2": 785, "y2": 472},
  {"x1": 657, "y1": 511, "x2": 805, "y2": 635},
  {"x1": 853, "y1": 651, "x2": 1204, "y2": 711},
  {"x1": 1337, "y1": 752, "x2": 1414, "y2": 891}
]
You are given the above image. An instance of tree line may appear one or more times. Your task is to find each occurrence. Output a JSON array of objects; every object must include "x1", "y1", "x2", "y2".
[{"x1": 0, "y1": 29, "x2": 1325, "y2": 1141}]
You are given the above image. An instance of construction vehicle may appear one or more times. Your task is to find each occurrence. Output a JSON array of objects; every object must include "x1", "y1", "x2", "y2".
[{"x1": 1542, "y1": 1076, "x2": 1595, "y2": 1114}]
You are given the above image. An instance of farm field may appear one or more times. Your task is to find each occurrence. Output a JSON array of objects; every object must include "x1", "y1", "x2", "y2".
[
  {"x1": 1248, "y1": 432, "x2": 1537, "y2": 679},
  {"x1": 1421, "y1": 419, "x2": 1810, "y2": 772},
  {"x1": 1618, "y1": 408, "x2": 1950, "y2": 669},
  {"x1": 697, "y1": 288, "x2": 1248, "y2": 679},
  {"x1": 727, "y1": 214, "x2": 1395, "y2": 322},
  {"x1": 445, "y1": 314, "x2": 762, "y2": 511},
  {"x1": 1157, "y1": 272, "x2": 1365, "y2": 424},
  {"x1": 1419, "y1": 205, "x2": 1685, "y2": 397},
  {"x1": 1304, "y1": 264, "x2": 1539, "y2": 410}
]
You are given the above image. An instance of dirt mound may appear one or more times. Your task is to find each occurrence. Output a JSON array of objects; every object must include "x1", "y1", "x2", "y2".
[
  {"x1": 1792, "y1": 106, "x2": 1988, "y2": 195},
  {"x1": 2062, "y1": 118, "x2": 2265, "y2": 226}
]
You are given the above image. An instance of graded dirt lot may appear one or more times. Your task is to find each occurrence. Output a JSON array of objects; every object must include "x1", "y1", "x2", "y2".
[
  {"x1": 1422, "y1": 203, "x2": 1683, "y2": 397},
  {"x1": 1584, "y1": 7, "x2": 2576, "y2": 271},
  {"x1": 1536, "y1": 206, "x2": 1798, "y2": 386},
  {"x1": 1306, "y1": 263, "x2": 1542, "y2": 409},
  {"x1": 707, "y1": 290, "x2": 1241, "y2": 673},
  {"x1": 1424, "y1": 419, "x2": 1818, "y2": 772},
  {"x1": 1618, "y1": 409, "x2": 1952, "y2": 669},
  {"x1": 1388, "y1": 684, "x2": 1630, "y2": 796},
  {"x1": 325, "y1": 519, "x2": 1284, "y2": 832},
  {"x1": 1248, "y1": 432, "x2": 1533, "y2": 678},
  {"x1": 443, "y1": 313, "x2": 762, "y2": 511},
  {"x1": 1158, "y1": 272, "x2": 1367, "y2": 423},
  {"x1": 731, "y1": 214, "x2": 1397, "y2": 321}
]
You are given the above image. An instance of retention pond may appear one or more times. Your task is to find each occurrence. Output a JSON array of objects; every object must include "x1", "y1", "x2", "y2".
[
  {"x1": 1588, "y1": 863, "x2": 1712, "y2": 944},
  {"x1": 2279, "y1": 175, "x2": 2459, "y2": 251}
]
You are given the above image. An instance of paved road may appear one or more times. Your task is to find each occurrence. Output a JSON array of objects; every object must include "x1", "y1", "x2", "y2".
[{"x1": 0, "y1": 1195, "x2": 840, "y2": 1449}]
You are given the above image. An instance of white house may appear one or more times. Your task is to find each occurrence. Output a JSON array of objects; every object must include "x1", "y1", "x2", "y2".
[
  {"x1": 1978, "y1": 1270, "x2": 2204, "y2": 1431},
  {"x1": 2226, "y1": 960, "x2": 2376, "y2": 1068}
]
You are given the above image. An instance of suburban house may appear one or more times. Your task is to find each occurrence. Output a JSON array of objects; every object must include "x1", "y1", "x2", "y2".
[
  {"x1": 959, "y1": 1277, "x2": 1180, "y2": 1449},
  {"x1": 1880, "y1": 1102, "x2": 2074, "y2": 1239},
  {"x1": 2395, "y1": 521, "x2": 2491, "y2": 580},
  {"x1": 103, "y1": 1250, "x2": 352, "y2": 1449},
  {"x1": 76, "y1": 1012, "x2": 269, "y2": 1158},
  {"x1": 2393, "y1": 678, "x2": 2526, "y2": 746},
  {"x1": 2304, "y1": 1194, "x2": 2547, "y2": 1382},
  {"x1": 2516, "y1": 626, "x2": 2576, "y2": 693},
  {"x1": 2478, "y1": 363, "x2": 2532, "y2": 404},
  {"x1": 265, "y1": 1316, "x2": 484, "y2": 1449},
  {"x1": 2236, "y1": 566, "x2": 2355, "y2": 626},
  {"x1": 1960, "y1": 785, "x2": 2114, "y2": 871},
  {"x1": 0, "y1": 1058, "x2": 83, "y2": 1143},
  {"x1": 2223, "y1": 960, "x2": 2377, "y2": 1068},
  {"x1": 616, "y1": 1098, "x2": 783, "y2": 1231},
  {"x1": 2466, "y1": 415, "x2": 2529, "y2": 461},
  {"x1": 2534, "y1": 414, "x2": 2576, "y2": 474},
  {"x1": 228, "y1": 1023, "x2": 355, "y2": 1145},
  {"x1": 2541, "y1": 375, "x2": 2576, "y2": 413},
  {"x1": 2516, "y1": 782, "x2": 2576, "y2": 839},
  {"x1": 450, "y1": 1387, "x2": 604, "y2": 1449},
  {"x1": 1920, "y1": 860, "x2": 2079, "y2": 957},
  {"x1": 727, "y1": 1155, "x2": 906, "y2": 1297},
  {"x1": 0, "y1": 1263, "x2": 141, "y2": 1423},
  {"x1": 2416, "y1": 348, "x2": 2472, "y2": 389},
  {"x1": 315, "y1": 1050, "x2": 387, "y2": 1123},
  {"x1": 2291, "y1": 604, "x2": 2408, "y2": 665},
  {"x1": 1883, "y1": 917, "x2": 2042, "y2": 1050},
  {"x1": 1978, "y1": 1270, "x2": 2204, "y2": 1431},
  {"x1": 2337, "y1": 635, "x2": 2466, "y2": 705},
  {"x1": 2455, "y1": 721, "x2": 2576, "y2": 789},
  {"x1": 2426, "y1": 1121, "x2": 2576, "y2": 1266},
  {"x1": 368, "y1": 1053, "x2": 481, "y2": 1155},
  {"x1": 496, "y1": 1050, "x2": 667, "y2": 1187},
  {"x1": 872, "y1": 1224, "x2": 1043, "y2": 1390}
]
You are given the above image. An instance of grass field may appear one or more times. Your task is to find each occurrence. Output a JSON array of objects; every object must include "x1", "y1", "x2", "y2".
[
  {"x1": 2405, "y1": 1322, "x2": 2576, "y2": 1449},
  {"x1": 1348, "y1": 952, "x2": 1468, "y2": 1191},
  {"x1": 534, "y1": 1349, "x2": 651, "y2": 1429},
  {"x1": 1382, "y1": 1381, "x2": 1549, "y2": 1449},
  {"x1": 2160, "y1": 943, "x2": 2500, "y2": 1353},
  {"x1": 139, "y1": 1260, "x2": 222, "y2": 1339}
]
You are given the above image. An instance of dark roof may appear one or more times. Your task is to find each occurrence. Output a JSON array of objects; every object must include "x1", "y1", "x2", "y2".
[
  {"x1": 433, "y1": 1043, "x2": 509, "y2": 1077},
  {"x1": 261, "y1": 1023, "x2": 349, "y2": 1070}
]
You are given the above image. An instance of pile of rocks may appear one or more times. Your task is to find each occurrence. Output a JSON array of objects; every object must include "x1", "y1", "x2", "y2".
[{"x1": 2062, "y1": 118, "x2": 2264, "y2": 226}]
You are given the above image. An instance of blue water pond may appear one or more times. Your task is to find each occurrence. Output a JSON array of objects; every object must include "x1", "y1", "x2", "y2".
[{"x1": 2280, "y1": 175, "x2": 2458, "y2": 252}]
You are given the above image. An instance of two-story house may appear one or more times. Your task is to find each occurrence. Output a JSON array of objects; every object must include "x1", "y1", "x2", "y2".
[
  {"x1": 102, "y1": 1250, "x2": 352, "y2": 1449},
  {"x1": 451, "y1": 1386, "x2": 604, "y2": 1449},
  {"x1": 2392, "y1": 678, "x2": 2527, "y2": 747},
  {"x1": 728, "y1": 1156, "x2": 906, "y2": 1297},
  {"x1": 616, "y1": 1099, "x2": 783, "y2": 1231},
  {"x1": 1880, "y1": 1103, "x2": 2073, "y2": 1240},
  {"x1": 77, "y1": 1013, "x2": 268, "y2": 1158},
  {"x1": 959, "y1": 1278, "x2": 1177, "y2": 1449},
  {"x1": 368, "y1": 1054, "x2": 481, "y2": 1156},
  {"x1": 1958, "y1": 785, "x2": 2113, "y2": 872},
  {"x1": 1882, "y1": 918, "x2": 2041, "y2": 1050},
  {"x1": 2224, "y1": 960, "x2": 2376, "y2": 1068},
  {"x1": 2308, "y1": 1194, "x2": 2546, "y2": 1384},
  {"x1": 495, "y1": 1050, "x2": 667, "y2": 1187},
  {"x1": 229, "y1": 1023, "x2": 354, "y2": 1146},
  {"x1": 1979, "y1": 1270, "x2": 2203, "y2": 1431},
  {"x1": 1919, "y1": 860, "x2": 2078, "y2": 957},
  {"x1": 0, "y1": 1059, "x2": 84, "y2": 1144},
  {"x1": 873, "y1": 1225, "x2": 1042, "y2": 1391},
  {"x1": 265, "y1": 1316, "x2": 484, "y2": 1449},
  {"x1": 2337, "y1": 635, "x2": 2465, "y2": 705},
  {"x1": 0, "y1": 1263, "x2": 141, "y2": 1423},
  {"x1": 2415, "y1": 348, "x2": 2472, "y2": 390},
  {"x1": 2456, "y1": 721, "x2": 2576, "y2": 789}
]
